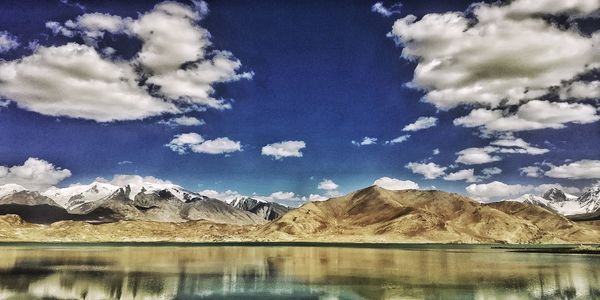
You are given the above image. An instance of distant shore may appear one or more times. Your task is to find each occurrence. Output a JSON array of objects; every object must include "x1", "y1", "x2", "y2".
[{"x1": 0, "y1": 241, "x2": 598, "y2": 252}]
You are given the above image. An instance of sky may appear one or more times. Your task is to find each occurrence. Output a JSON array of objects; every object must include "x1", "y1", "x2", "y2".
[{"x1": 0, "y1": 0, "x2": 599, "y2": 203}]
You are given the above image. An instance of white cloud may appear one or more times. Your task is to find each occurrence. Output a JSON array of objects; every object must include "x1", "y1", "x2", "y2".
[
  {"x1": 305, "y1": 194, "x2": 328, "y2": 202},
  {"x1": 97, "y1": 174, "x2": 174, "y2": 187},
  {"x1": 199, "y1": 189, "x2": 243, "y2": 202},
  {"x1": 166, "y1": 132, "x2": 241, "y2": 155},
  {"x1": 432, "y1": 148, "x2": 440, "y2": 155},
  {"x1": 352, "y1": 137, "x2": 378, "y2": 146},
  {"x1": 545, "y1": 160, "x2": 600, "y2": 179},
  {"x1": 455, "y1": 147, "x2": 501, "y2": 165},
  {"x1": 402, "y1": 116, "x2": 438, "y2": 132},
  {"x1": 374, "y1": 177, "x2": 419, "y2": 190},
  {"x1": 390, "y1": 1, "x2": 600, "y2": 110},
  {"x1": 371, "y1": 2, "x2": 402, "y2": 17},
  {"x1": 72, "y1": 13, "x2": 131, "y2": 39},
  {"x1": 255, "y1": 191, "x2": 297, "y2": 202},
  {"x1": 385, "y1": 134, "x2": 410, "y2": 145},
  {"x1": 318, "y1": 179, "x2": 338, "y2": 190},
  {"x1": 45, "y1": 21, "x2": 75, "y2": 37},
  {"x1": 490, "y1": 136, "x2": 549, "y2": 155},
  {"x1": 0, "y1": 158, "x2": 71, "y2": 191},
  {"x1": 454, "y1": 101, "x2": 600, "y2": 132},
  {"x1": 455, "y1": 136, "x2": 547, "y2": 165},
  {"x1": 261, "y1": 141, "x2": 306, "y2": 159},
  {"x1": 159, "y1": 116, "x2": 205, "y2": 127},
  {"x1": 0, "y1": 43, "x2": 178, "y2": 122},
  {"x1": 0, "y1": 31, "x2": 19, "y2": 53},
  {"x1": 2, "y1": 1, "x2": 251, "y2": 122},
  {"x1": 520, "y1": 166, "x2": 542, "y2": 178},
  {"x1": 560, "y1": 80, "x2": 600, "y2": 100},
  {"x1": 466, "y1": 181, "x2": 533, "y2": 201},
  {"x1": 405, "y1": 162, "x2": 446, "y2": 179},
  {"x1": 117, "y1": 160, "x2": 133, "y2": 165},
  {"x1": 443, "y1": 169, "x2": 479, "y2": 183},
  {"x1": 482, "y1": 167, "x2": 502, "y2": 177}
]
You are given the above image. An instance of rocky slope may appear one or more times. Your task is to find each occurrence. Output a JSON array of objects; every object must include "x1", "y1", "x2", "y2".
[
  {"x1": 0, "y1": 185, "x2": 598, "y2": 243},
  {"x1": 230, "y1": 197, "x2": 290, "y2": 220},
  {"x1": 259, "y1": 186, "x2": 600, "y2": 243}
]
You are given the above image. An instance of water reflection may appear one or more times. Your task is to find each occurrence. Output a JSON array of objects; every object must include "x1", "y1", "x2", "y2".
[{"x1": 0, "y1": 245, "x2": 597, "y2": 299}]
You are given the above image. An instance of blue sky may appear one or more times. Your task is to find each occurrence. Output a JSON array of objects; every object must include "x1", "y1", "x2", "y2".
[{"x1": 0, "y1": 0, "x2": 599, "y2": 202}]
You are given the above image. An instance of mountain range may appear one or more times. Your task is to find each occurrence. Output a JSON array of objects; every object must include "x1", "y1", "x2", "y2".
[
  {"x1": 0, "y1": 183, "x2": 599, "y2": 243},
  {"x1": 506, "y1": 185, "x2": 600, "y2": 219},
  {"x1": 0, "y1": 181, "x2": 283, "y2": 225}
]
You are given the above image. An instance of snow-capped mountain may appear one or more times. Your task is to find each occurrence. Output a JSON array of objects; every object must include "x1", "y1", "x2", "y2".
[
  {"x1": 0, "y1": 184, "x2": 26, "y2": 198},
  {"x1": 576, "y1": 185, "x2": 600, "y2": 214},
  {"x1": 507, "y1": 185, "x2": 600, "y2": 216},
  {"x1": 42, "y1": 182, "x2": 121, "y2": 209},
  {"x1": 230, "y1": 196, "x2": 290, "y2": 221}
]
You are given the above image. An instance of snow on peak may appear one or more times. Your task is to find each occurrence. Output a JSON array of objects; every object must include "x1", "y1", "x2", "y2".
[
  {"x1": 42, "y1": 181, "x2": 120, "y2": 208},
  {"x1": 0, "y1": 183, "x2": 27, "y2": 198}
]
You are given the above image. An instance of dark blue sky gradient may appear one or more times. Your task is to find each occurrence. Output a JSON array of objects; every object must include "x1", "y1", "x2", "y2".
[{"x1": 0, "y1": 0, "x2": 598, "y2": 197}]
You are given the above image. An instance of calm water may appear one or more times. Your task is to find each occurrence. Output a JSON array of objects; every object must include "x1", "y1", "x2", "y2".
[{"x1": 0, "y1": 243, "x2": 598, "y2": 299}]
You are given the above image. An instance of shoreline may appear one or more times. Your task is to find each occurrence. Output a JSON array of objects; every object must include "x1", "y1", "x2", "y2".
[{"x1": 0, "y1": 241, "x2": 598, "y2": 250}]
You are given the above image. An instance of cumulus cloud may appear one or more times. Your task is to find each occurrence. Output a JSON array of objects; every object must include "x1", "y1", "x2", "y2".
[
  {"x1": 389, "y1": 1, "x2": 600, "y2": 110},
  {"x1": 318, "y1": 179, "x2": 338, "y2": 190},
  {"x1": 468, "y1": 180, "x2": 584, "y2": 202},
  {"x1": 443, "y1": 166, "x2": 502, "y2": 183},
  {"x1": 388, "y1": 0, "x2": 600, "y2": 139},
  {"x1": 255, "y1": 191, "x2": 297, "y2": 202},
  {"x1": 545, "y1": 160, "x2": 600, "y2": 179},
  {"x1": 405, "y1": 162, "x2": 446, "y2": 179},
  {"x1": 443, "y1": 169, "x2": 478, "y2": 183},
  {"x1": 158, "y1": 116, "x2": 205, "y2": 127},
  {"x1": 0, "y1": 43, "x2": 178, "y2": 122},
  {"x1": 455, "y1": 147, "x2": 501, "y2": 165},
  {"x1": 466, "y1": 181, "x2": 533, "y2": 202},
  {"x1": 432, "y1": 148, "x2": 440, "y2": 155},
  {"x1": 2, "y1": 1, "x2": 251, "y2": 122},
  {"x1": 261, "y1": 141, "x2": 306, "y2": 159},
  {"x1": 374, "y1": 177, "x2": 419, "y2": 190},
  {"x1": 0, "y1": 158, "x2": 71, "y2": 191},
  {"x1": 520, "y1": 166, "x2": 543, "y2": 178},
  {"x1": 482, "y1": 167, "x2": 502, "y2": 177},
  {"x1": 97, "y1": 174, "x2": 174, "y2": 187},
  {"x1": 454, "y1": 101, "x2": 600, "y2": 132},
  {"x1": 352, "y1": 137, "x2": 378, "y2": 146},
  {"x1": 199, "y1": 189, "x2": 243, "y2": 202},
  {"x1": 0, "y1": 31, "x2": 19, "y2": 53},
  {"x1": 560, "y1": 80, "x2": 600, "y2": 100},
  {"x1": 305, "y1": 194, "x2": 328, "y2": 202},
  {"x1": 456, "y1": 135, "x2": 548, "y2": 165},
  {"x1": 402, "y1": 116, "x2": 438, "y2": 132},
  {"x1": 371, "y1": 2, "x2": 402, "y2": 17},
  {"x1": 166, "y1": 132, "x2": 241, "y2": 155},
  {"x1": 385, "y1": 134, "x2": 410, "y2": 145}
]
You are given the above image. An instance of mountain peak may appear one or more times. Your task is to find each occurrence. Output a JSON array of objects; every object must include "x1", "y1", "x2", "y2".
[{"x1": 542, "y1": 188, "x2": 568, "y2": 202}]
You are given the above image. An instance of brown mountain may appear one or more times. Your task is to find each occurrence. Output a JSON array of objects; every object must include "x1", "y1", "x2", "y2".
[
  {"x1": 0, "y1": 186, "x2": 598, "y2": 243},
  {"x1": 259, "y1": 186, "x2": 600, "y2": 243}
]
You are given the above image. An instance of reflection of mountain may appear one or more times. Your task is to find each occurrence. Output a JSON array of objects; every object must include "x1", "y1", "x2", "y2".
[{"x1": 0, "y1": 246, "x2": 597, "y2": 299}]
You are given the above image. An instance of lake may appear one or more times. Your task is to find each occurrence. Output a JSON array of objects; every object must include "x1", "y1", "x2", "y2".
[{"x1": 0, "y1": 243, "x2": 598, "y2": 299}]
